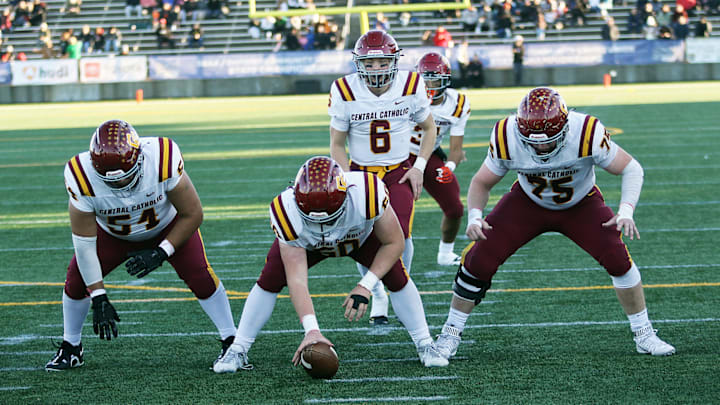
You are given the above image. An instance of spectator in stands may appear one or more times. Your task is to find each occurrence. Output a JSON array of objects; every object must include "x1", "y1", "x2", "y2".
[
  {"x1": 2, "y1": 44, "x2": 27, "y2": 62},
  {"x1": 567, "y1": 0, "x2": 588, "y2": 25},
  {"x1": 188, "y1": 23, "x2": 203, "y2": 48},
  {"x1": 60, "y1": 0, "x2": 81, "y2": 16},
  {"x1": 119, "y1": 43, "x2": 131, "y2": 55},
  {"x1": 248, "y1": 18, "x2": 261, "y2": 39},
  {"x1": 302, "y1": 25, "x2": 314, "y2": 50},
  {"x1": 602, "y1": 15, "x2": 619, "y2": 40},
  {"x1": 33, "y1": 29, "x2": 53, "y2": 58},
  {"x1": 206, "y1": 0, "x2": 229, "y2": 19},
  {"x1": 671, "y1": 14, "x2": 689, "y2": 39},
  {"x1": 374, "y1": 12, "x2": 390, "y2": 32},
  {"x1": 104, "y1": 26, "x2": 121, "y2": 53},
  {"x1": 260, "y1": 15, "x2": 276, "y2": 38},
  {"x1": 79, "y1": 24, "x2": 94, "y2": 53},
  {"x1": 461, "y1": 5, "x2": 479, "y2": 31},
  {"x1": 677, "y1": 0, "x2": 697, "y2": 16},
  {"x1": 512, "y1": 34, "x2": 524, "y2": 86},
  {"x1": 66, "y1": 36, "x2": 82, "y2": 59},
  {"x1": 456, "y1": 40, "x2": 470, "y2": 86},
  {"x1": 29, "y1": 0, "x2": 47, "y2": 26},
  {"x1": 1, "y1": 9, "x2": 12, "y2": 33},
  {"x1": 421, "y1": 29, "x2": 434, "y2": 46},
  {"x1": 466, "y1": 53, "x2": 485, "y2": 88},
  {"x1": 141, "y1": 0, "x2": 158, "y2": 17},
  {"x1": 93, "y1": 26, "x2": 106, "y2": 53},
  {"x1": 314, "y1": 23, "x2": 333, "y2": 50},
  {"x1": 183, "y1": 0, "x2": 204, "y2": 21},
  {"x1": 433, "y1": 25, "x2": 453, "y2": 48},
  {"x1": 496, "y1": 5, "x2": 515, "y2": 38},
  {"x1": 671, "y1": 4, "x2": 687, "y2": 23},
  {"x1": 287, "y1": 0, "x2": 307, "y2": 8},
  {"x1": 694, "y1": 16, "x2": 712, "y2": 36},
  {"x1": 57, "y1": 28, "x2": 73, "y2": 57},
  {"x1": 126, "y1": 0, "x2": 143, "y2": 17},
  {"x1": 627, "y1": 7, "x2": 644, "y2": 33},
  {"x1": 285, "y1": 27, "x2": 301, "y2": 50},
  {"x1": 704, "y1": 0, "x2": 720, "y2": 15},
  {"x1": 658, "y1": 23, "x2": 673, "y2": 38},
  {"x1": 656, "y1": 3, "x2": 672, "y2": 26},
  {"x1": 644, "y1": 14, "x2": 658, "y2": 39},
  {"x1": 156, "y1": 18, "x2": 176, "y2": 48},
  {"x1": 13, "y1": 1, "x2": 31, "y2": 28},
  {"x1": 536, "y1": 12, "x2": 546, "y2": 39}
]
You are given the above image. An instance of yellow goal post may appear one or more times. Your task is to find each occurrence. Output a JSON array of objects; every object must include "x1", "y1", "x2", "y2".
[{"x1": 248, "y1": 0, "x2": 471, "y2": 34}]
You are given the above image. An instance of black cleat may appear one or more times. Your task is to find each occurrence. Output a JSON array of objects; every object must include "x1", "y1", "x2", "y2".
[
  {"x1": 45, "y1": 341, "x2": 84, "y2": 371},
  {"x1": 369, "y1": 316, "x2": 389, "y2": 326}
]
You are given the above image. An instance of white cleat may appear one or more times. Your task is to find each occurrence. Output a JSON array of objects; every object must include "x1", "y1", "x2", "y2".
[
  {"x1": 437, "y1": 252, "x2": 462, "y2": 266},
  {"x1": 417, "y1": 342, "x2": 449, "y2": 367},
  {"x1": 634, "y1": 327, "x2": 676, "y2": 356},
  {"x1": 436, "y1": 325, "x2": 462, "y2": 359},
  {"x1": 213, "y1": 347, "x2": 254, "y2": 373}
]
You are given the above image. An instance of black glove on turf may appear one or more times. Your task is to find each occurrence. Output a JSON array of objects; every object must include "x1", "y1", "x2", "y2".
[
  {"x1": 126, "y1": 247, "x2": 168, "y2": 278},
  {"x1": 92, "y1": 294, "x2": 120, "y2": 340}
]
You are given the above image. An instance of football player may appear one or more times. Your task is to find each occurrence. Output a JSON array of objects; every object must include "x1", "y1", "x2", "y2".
[
  {"x1": 411, "y1": 52, "x2": 469, "y2": 266},
  {"x1": 46, "y1": 120, "x2": 236, "y2": 371},
  {"x1": 213, "y1": 157, "x2": 448, "y2": 373},
  {"x1": 435, "y1": 87, "x2": 675, "y2": 359},
  {"x1": 328, "y1": 30, "x2": 438, "y2": 325}
]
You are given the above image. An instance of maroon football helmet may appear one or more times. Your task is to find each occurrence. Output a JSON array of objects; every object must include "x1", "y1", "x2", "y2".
[
  {"x1": 90, "y1": 119, "x2": 143, "y2": 190},
  {"x1": 294, "y1": 156, "x2": 348, "y2": 225},
  {"x1": 416, "y1": 52, "x2": 452, "y2": 100},
  {"x1": 516, "y1": 87, "x2": 570, "y2": 162},
  {"x1": 352, "y1": 30, "x2": 401, "y2": 88}
]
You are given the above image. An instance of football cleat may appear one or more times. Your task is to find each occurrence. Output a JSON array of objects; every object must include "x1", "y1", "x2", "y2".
[
  {"x1": 437, "y1": 252, "x2": 462, "y2": 266},
  {"x1": 45, "y1": 341, "x2": 84, "y2": 371},
  {"x1": 634, "y1": 327, "x2": 676, "y2": 356},
  {"x1": 417, "y1": 341, "x2": 449, "y2": 367},
  {"x1": 212, "y1": 336, "x2": 235, "y2": 368},
  {"x1": 436, "y1": 325, "x2": 462, "y2": 359},
  {"x1": 213, "y1": 347, "x2": 254, "y2": 374},
  {"x1": 369, "y1": 316, "x2": 389, "y2": 326}
]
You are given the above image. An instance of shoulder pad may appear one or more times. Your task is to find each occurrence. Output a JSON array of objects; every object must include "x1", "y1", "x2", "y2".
[
  {"x1": 452, "y1": 93, "x2": 467, "y2": 118},
  {"x1": 333, "y1": 77, "x2": 356, "y2": 102},
  {"x1": 270, "y1": 194, "x2": 299, "y2": 242},
  {"x1": 491, "y1": 118, "x2": 512, "y2": 160},
  {"x1": 66, "y1": 154, "x2": 95, "y2": 197},
  {"x1": 577, "y1": 115, "x2": 600, "y2": 158},
  {"x1": 402, "y1": 72, "x2": 420, "y2": 96}
]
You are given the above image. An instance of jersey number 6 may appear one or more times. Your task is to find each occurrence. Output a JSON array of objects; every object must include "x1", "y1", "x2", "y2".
[{"x1": 370, "y1": 120, "x2": 391, "y2": 153}]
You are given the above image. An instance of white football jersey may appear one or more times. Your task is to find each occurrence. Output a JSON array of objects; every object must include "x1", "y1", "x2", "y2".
[
  {"x1": 269, "y1": 172, "x2": 389, "y2": 257},
  {"x1": 328, "y1": 70, "x2": 431, "y2": 166},
  {"x1": 64, "y1": 137, "x2": 184, "y2": 241},
  {"x1": 409, "y1": 88, "x2": 470, "y2": 155},
  {"x1": 484, "y1": 111, "x2": 618, "y2": 210}
]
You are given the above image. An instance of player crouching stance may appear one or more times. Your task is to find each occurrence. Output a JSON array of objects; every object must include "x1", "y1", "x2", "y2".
[
  {"x1": 213, "y1": 157, "x2": 448, "y2": 373},
  {"x1": 435, "y1": 88, "x2": 675, "y2": 360},
  {"x1": 46, "y1": 120, "x2": 236, "y2": 371}
]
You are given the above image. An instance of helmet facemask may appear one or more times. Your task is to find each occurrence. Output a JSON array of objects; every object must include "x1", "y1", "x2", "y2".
[
  {"x1": 517, "y1": 121, "x2": 569, "y2": 163},
  {"x1": 422, "y1": 73, "x2": 451, "y2": 100},
  {"x1": 353, "y1": 55, "x2": 399, "y2": 88},
  {"x1": 95, "y1": 153, "x2": 144, "y2": 191}
]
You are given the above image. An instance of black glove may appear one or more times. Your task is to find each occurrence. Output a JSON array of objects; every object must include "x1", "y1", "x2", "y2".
[
  {"x1": 92, "y1": 294, "x2": 120, "y2": 340},
  {"x1": 125, "y1": 247, "x2": 168, "y2": 278}
]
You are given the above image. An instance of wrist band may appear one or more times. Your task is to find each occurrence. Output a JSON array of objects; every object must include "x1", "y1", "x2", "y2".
[
  {"x1": 301, "y1": 314, "x2": 319, "y2": 336},
  {"x1": 90, "y1": 288, "x2": 106, "y2": 298},
  {"x1": 617, "y1": 203, "x2": 634, "y2": 220},
  {"x1": 159, "y1": 239, "x2": 175, "y2": 257},
  {"x1": 413, "y1": 157, "x2": 427, "y2": 173},
  {"x1": 468, "y1": 208, "x2": 483, "y2": 224},
  {"x1": 358, "y1": 271, "x2": 380, "y2": 292},
  {"x1": 445, "y1": 161, "x2": 456, "y2": 172}
]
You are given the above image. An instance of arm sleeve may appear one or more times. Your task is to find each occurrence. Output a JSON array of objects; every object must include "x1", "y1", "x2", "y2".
[{"x1": 72, "y1": 234, "x2": 103, "y2": 286}]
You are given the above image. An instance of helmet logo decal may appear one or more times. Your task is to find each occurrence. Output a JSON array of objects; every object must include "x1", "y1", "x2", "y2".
[
  {"x1": 336, "y1": 175, "x2": 347, "y2": 192},
  {"x1": 127, "y1": 130, "x2": 140, "y2": 148}
]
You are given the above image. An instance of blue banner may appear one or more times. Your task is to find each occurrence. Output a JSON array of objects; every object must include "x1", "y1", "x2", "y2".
[{"x1": 0, "y1": 63, "x2": 11, "y2": 84}]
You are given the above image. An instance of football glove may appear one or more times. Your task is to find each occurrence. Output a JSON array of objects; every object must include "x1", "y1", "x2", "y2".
[
  {"x1": 92, "y1": 294, "x2": 120, "y2": 340},
  {"x1": 436, "y1": 166, "x2": 454, "y2": 184},
  {"x1": 125, "y1": 247, "x2": 168, "y2": 278}
]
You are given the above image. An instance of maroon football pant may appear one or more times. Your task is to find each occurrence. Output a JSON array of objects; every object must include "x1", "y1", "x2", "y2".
[
  {"x1": 350, "y1": 160, "x2": 415, "y2": 238},
  {"x1": 257, "y1": 233, "x2": 410, "y2": 293},
  {"x1": 462, "y1": 183, "x2": 632, "y2": 281},
  {"x1": 65, "y1": 221, "x2": 220, "y2": 300},
  {"x1": 408, "y1": 153, "x2": 464, "y2": 220}
]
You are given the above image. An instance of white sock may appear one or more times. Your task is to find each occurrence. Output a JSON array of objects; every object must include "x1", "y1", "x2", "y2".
[
  {"x1": 627, "y1": 308, "x2": 651, "y2": 332},
  {"x1": 357, "y1": 263, "x2": 389, "y2": 318},
  {"x1": 62, "y1": 292, "x2": 90, "y2": 346},
  {"x1": 446, "y1": 307, "x2": 470, "y2": 333},
  {"x1": 231, "y1": 283, "x2": 278, "y2": 353},
  {"x1": 197, "y1": 283, "x2": 236, "y2": 340},
  {"x1": 438, "y1": 241, "x2": 455, "y2": 255},
  {"x1": 389, "y1": 279, "x2": 431, "y2": 348},
  {"x1": 402, "y1": 237, "x2": 414, "y2": 272}
]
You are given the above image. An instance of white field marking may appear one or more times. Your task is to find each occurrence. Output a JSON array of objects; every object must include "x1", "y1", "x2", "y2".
[
  {"x1": 305, "y1": 396, "x2": 450, "y2": 403},
  {"x1": 325, "y1": 376, "x2": 459, "y2": 383},
  {"x1": 0, "y1": 387, "x2": 31, "y2": 391},
  {"x1": 3, "y1": 318, "x2": 719, "y2": 344},
  {"x1": 357, "y1": 340, "x2": 476, "y2": 347},
  {"x1": 342, "y1": 357, "x2": 469, "y2": 363},
  {"x1": 415, "y1": 280, "x2": 509, "y2": 286},
  {"x1": 39, "y1": 322, "x2": 144, "y2": 328},
  {"x1": 423, "y1": 300, "x2": 499, "y2": 306},
  {"x1": 644, "y1": 165, "x2": 720, "y2": 170},
  {"x1": 115, "y1": 309, "x2": 168, "y2": 314},
  {"x1": 0, "y1": 351, "x2": 54, "y2": 355},
  {"x1": 0, "y1": 367, "x2": 41, "y2": 372},
  {"x1": 425, "y1": 312, "x2": 491, "y2": 317}
]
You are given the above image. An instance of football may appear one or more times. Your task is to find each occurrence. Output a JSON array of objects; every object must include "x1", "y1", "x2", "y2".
[{"x1": 300, "y1": 342, "x2": 339, "y2": 379}]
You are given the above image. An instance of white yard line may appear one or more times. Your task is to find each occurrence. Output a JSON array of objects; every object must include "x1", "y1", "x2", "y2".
[
  {"x1": 305, "y1": 396, "x2": 450, "y2": 403},
  {"x1": 326, "y1": 376, "x2": 458, "y2": 383},
  {"x1": 0, "y1": 386, "x2": 31, "y2": 391}
]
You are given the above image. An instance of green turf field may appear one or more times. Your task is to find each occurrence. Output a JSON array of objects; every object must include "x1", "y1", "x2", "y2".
[{"x1": 1, "y1": 82, "x2": 719, "y2": 404}]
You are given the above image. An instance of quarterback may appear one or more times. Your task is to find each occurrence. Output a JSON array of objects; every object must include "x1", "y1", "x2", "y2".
[
  {"x1": 435, "y1": 88, "x2": 675, "y2": 359},
  {"x1": 213, "y1": 157, "x2": 447, "y2": 373},
  {"x1": 329, "y1": 30, "x2": 437, "y2": 325},
  {"x1": 46, "y1": 120, "x2": 236, "y2": 371}
]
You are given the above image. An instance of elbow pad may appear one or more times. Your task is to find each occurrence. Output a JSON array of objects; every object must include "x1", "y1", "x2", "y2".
[{"x1": 72, "y1": 234, "x2": 103, "y2": 286}]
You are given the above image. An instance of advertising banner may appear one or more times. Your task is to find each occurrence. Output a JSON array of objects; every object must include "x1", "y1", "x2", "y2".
[
  {"x1": 10, "y1": 59, "x2": 78, "y2": 86},
  {"x1": 80, "y1": 56, "x2": 148, "y2": 83},
  {"x1": 686, "y1": 38, "x2": 720, "y2": 63},
  {"x1": 0, "y1": 63, "x2": 11, "y2": 84}
]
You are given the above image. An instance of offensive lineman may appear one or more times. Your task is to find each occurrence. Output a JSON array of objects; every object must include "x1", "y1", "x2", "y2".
[
  {"x1": 46, "y1": 120, "x2": 236, "y2": 371},
  {"x1": 329, "y1": 30, "x2": 437, "y2": 325},
  {"x1": 435, "y1": 87, "x2": 675, "y2": 359},
  {"x1": 213, "y1": 157, "x2": 447, "y2": 373}
]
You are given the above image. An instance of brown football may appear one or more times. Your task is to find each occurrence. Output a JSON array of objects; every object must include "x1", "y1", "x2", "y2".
[{"x1": 300, "y1": 342, "x2": 339, "y2": 379}]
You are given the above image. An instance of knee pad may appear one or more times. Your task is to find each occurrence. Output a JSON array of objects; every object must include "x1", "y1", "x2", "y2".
[
  {"x1": 610, "y1": 262, "x2": 641, "y2": 289},
  {"x1": 452, "y1": 265, "x2": 491, "y2": 304}
]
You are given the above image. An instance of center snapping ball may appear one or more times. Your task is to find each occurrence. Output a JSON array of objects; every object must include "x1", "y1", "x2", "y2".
[{"x1": 300, "y1": 342, "x2": 339, "y2": 379}]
